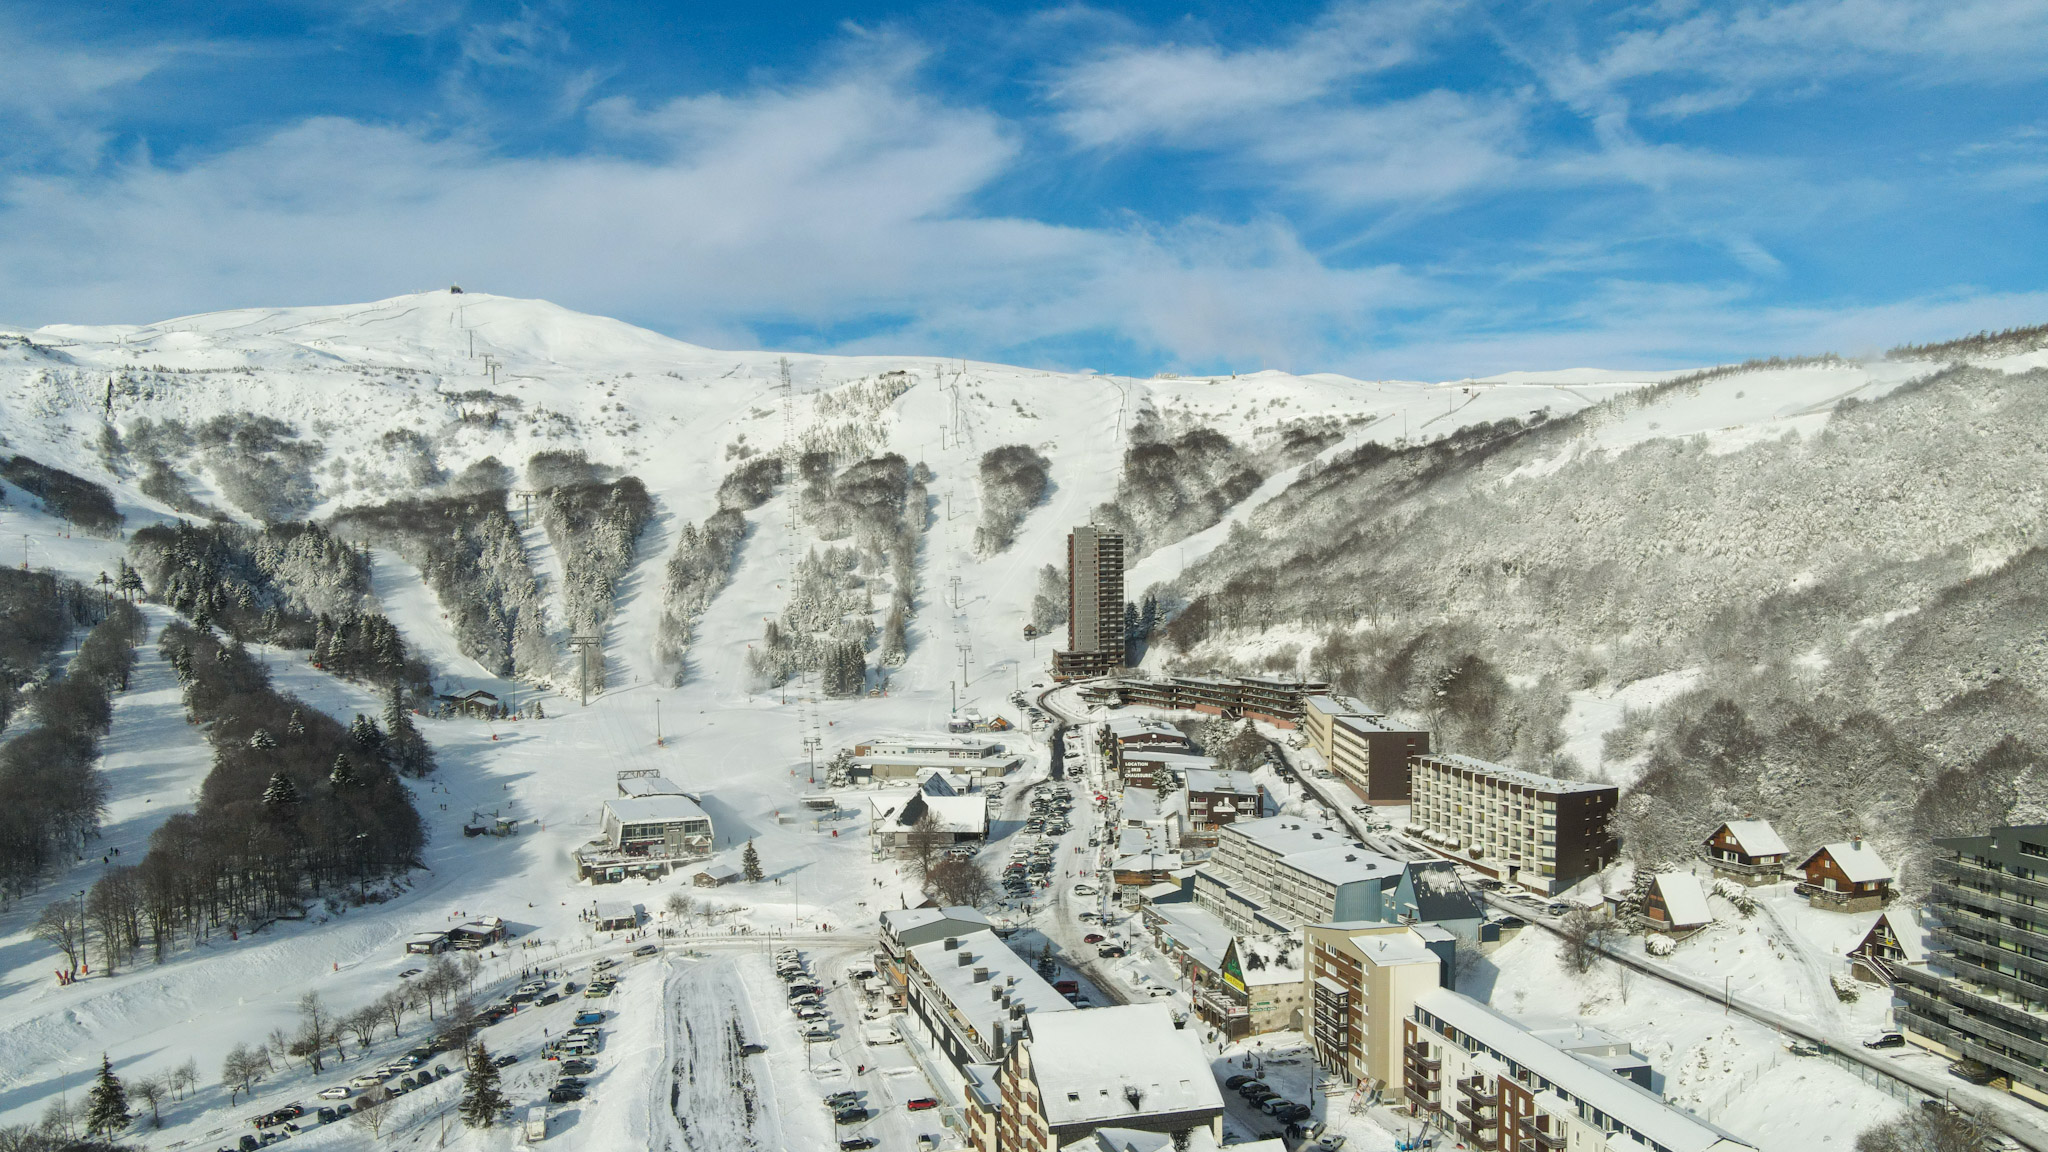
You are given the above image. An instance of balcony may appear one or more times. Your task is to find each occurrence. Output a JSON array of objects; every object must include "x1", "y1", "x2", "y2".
[
  {"x1": 1934, "y1": 910, "x2": 2048, "y2": 960},
  {"x1": 1453, "y1": 1119, "x2": 1499, "y2": 1150},
  {"x1": 1899, "y1": 1008, "x2": 2048, "y2": 1096},
  {"x1": 1456, "y1": 1074, "x2": 1499, "y2": 1105},
  {"x1": 1930, "y1": 926, "x2": 2048, "y2": 988},
  {"x1": 1897, "y1": 985, "x2": 2048, "y2": 1068},
  {"x1": 1932, "y1": 882, "x2": 2048, "y2": 930},
  {"x1": 1457, "y1": 1098, "x2": 1498, "y2": 1128},
  {"x1": 1934, "y1": 856, "x2": 2048, "y2": 905},
  {"x1": 1404, "y1": 1041, "x2": 1440, "y2": 1071},
  {"x1": 1702, "y1": 853, "x2": 1787, "y2": 880}
]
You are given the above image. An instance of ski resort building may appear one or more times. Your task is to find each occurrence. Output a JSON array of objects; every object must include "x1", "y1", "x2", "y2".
[
  {"x1": 1099, "y1": 718, "x2": 1194, "y2": 779},
  {"x1": 1053, "y1": 525, "x2": 1125, "y2": 681},
  {"x1": 1702, "y1": 819, "x2": 1791, "y2": 884},
  {"x1": 1643, "y1": 872, "x2": 1713, "y2": 933},
  {"x1": 1895, "y1": 824, "x2": 2048, "y2": 1106},
  {"x1": 899, "y1": 927, "x2": 1071, "y2": 1072},
  {"x1": 1117, "y1": 748, "x2": 1212, "y2": 791},
  {"x1": 575, "y1": 794, "x2": 716, "y2": 882},
  {"x1": 1180, "y1": 768, "x2": 1261, "y2": 846},
  {"x1": 854, "y1": 736, "x2": 1023, "y2": 780},
  {"x1": 870, "y1": 791, "x2": 990, "y2": 851},
  {"x1": 989, "y1": 1003, "x2": 1225, "y2": 1152},
  {"x1": 1403, "y1": 989, "x2": 1756, "y2": 1152},
  {"x1": 1083, "y1": 674, "x2": 1332, "y2": 728},
  {"x1": 1193, "y1": 817, "x2": 1404, "y2": 933},
  {"x1": 1795, "y1": 839, "x2": 1894, "y2": 911},
  {"x1": 1406, "y1": 754, "x2": 1619, "y2": 895},
  {"x1": 1301, "y1": 694, "x2": 1373, "y2": 761},
  {"x1": 1328, "y1": 713, "x2": 1431, "y2": 804},
  {"x1": 1304, "y1": 922, "x2": 1454, "y2": 1092}
]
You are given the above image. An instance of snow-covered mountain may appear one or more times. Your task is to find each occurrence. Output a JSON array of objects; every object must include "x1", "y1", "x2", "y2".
[{"x1": 1, "y1": 290, "x2": 2044, "y2": 1151}]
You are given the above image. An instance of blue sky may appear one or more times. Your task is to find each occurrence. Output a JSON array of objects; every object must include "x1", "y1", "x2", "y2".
[{"x1": 2, "y1": 0, "x2": 2045, "y2": 378}]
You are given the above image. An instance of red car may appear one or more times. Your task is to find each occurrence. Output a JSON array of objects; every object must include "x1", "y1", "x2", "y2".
[
  {"x1": 1083, "y1": 933, "x2": 1105, "y2": 944},
  {"x1": 906, "y1": 1098, "x2": 939, "y2": 1111}
]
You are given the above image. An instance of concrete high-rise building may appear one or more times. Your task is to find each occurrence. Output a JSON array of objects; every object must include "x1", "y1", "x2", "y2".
[{"x1": 1053, "y1": 525, "x2": 1124, "y2": 680}]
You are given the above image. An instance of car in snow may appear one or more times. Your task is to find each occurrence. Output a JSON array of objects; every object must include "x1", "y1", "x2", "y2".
[
  {"x1": 349, "y1": 1074, "x2": 386, "y2": 1089},
  {"x1": 1096, "y1": 945, "x2": 1125, "y2": 958},
  {"x1": 559, "y1": 1058, "x2": 597, "y2": 1075},
  {"x1": 1223, "y1": 1074, "x2": 1255, "y2": 1089},
  {"x1": 317, "y1": 1086, "x2": 352, "y2": 1100},
  {"x1": 493, "y1": 1054, "x2": 520, "y2": 1068},
  {"x1": 548, "y1": 1087, "x2": 583, "y2": 1104},
  {"x1": 839, "y1": 1138, "x2": 878, "y2": 1151},
  {"x1": 824, "y1": 1091, "x2": 861, "y2": 1108},
  {"x1": 574, "y1": 1011, "x2": 605, "y2": 1026},
  {"x1": 804, "y1": 1028, "x2": 835, "y2": 1042},
  {"x1": 633, "y1": 943, "x2": 659, "y2": 957},
  {"x1": 1864, "y1": 1033, "x2": 1905, "y2": 1049},
  {"x1": 833, "y1": 1108, "x2": 869, "y2": 1125},
  {"x1": 398, "y1": 968, "x2": 422, "y2": 979},
  {"x1": 906, "y1": 1098, "x2": 939, "y2": 1111},
  {"x1": 1146, "y1": 986, "x2": 1174, "y2": 998},
  {"x1": 1072, "y1": 884, "x2": 1096, "y2": 896},
  {"x1": 1236, "y1": 1082, "x2": 1271, "y2": 1098},
  {"x1": 1083, "y1": 933, "x2": 1105, "y2": 944}
]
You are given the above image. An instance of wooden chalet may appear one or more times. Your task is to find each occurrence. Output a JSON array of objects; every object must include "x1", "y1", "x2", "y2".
[
  {"x1": 1796, "y1": 837, "x2": 1893, "y2": 912},
  {"x1": 1702, "y1": 819, "x2": 1790, "y2": 884}
]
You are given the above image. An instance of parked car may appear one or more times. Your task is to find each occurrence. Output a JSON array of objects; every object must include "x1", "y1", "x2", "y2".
[
  {"x1": 1083, "y1": 933, "x2": 1105, "y2": 944},
  {"x1": 834, "y1": 1108, "x2": 869, "y2": 1125},
  {"x1": 560, "y1": 1059, "x2": 597, "y2": 1075},
  {"x1": 493, "y1": 1054, "x2": 520, "y2": 1068},
  {"x1": 633, "y1": 943, "x2": 658, "y2": 957},
  {"x1": 840, "y1": 1139, "x2": 878, "y2": 1151},
  {"x1": 1864, "y1": 1033, "x2": 1906, "y2": 1050},
  {"x1": 317, "y1": 1086, "x2": 352, "y2": 1100},
  {"x1": 315, "y1": 1108, "x2": 337, "y2": 1124},
  {"x1": 1224, "y1": 1074, "x2": 1254, "y2": 1089},
  {"x1": 1097, "y1": 945, "x2": 1125, "y2": 958},
  {"x1": 805, "y1": 1028, "x2": 834, "y2": 1042},
  {"x1": 825, "y1": 1091, "x2": 861, "y2": 1108},
  {"x1": 548, "y1": 1088, "x2": 584, "y2": 1104},
  {"x1": 906, "y1": 1098, "x2": 939, "y2": 1111}
]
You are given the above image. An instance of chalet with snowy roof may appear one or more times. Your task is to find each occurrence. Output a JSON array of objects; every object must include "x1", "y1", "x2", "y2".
[
  {"x1": 870, "y1": 791, "x2": 989, "y2": 852},
  {"x1": 989, "y1": 1002, "x2": 1225, "y2": 1152},
  {"x1": 691, "y1": 862, "x2": 741, "y2": 888},
  {"x1": 1702, "y1": 819, "x2": 1791, "y2": 884},
  {"x1": 592, "y1": 902, "x2": 637, "y2": 932},
  {"x1": 616, "y1": 769, "x2": 686, "y2": 798},
  {"x1": 1849, "y1": 907, "x2": 1926, "y2": 983},
  {"x1": 1179, "y1": 767, "x2": 1260, "y2": 846},
  {"x1": 436, "y1": 689, "x2": 501, "y2": 719},
  {"x1": 1796, "y1": 837, "x2": 1894, "y2": 912},
  {"x1": 1643, "y1": 872, "x2": 1714, "y2": 934}
]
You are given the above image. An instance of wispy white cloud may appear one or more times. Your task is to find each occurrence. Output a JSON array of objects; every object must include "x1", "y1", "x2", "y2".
[{"x1": 0, "y1": 17, "x2": 197, "y2": 166}]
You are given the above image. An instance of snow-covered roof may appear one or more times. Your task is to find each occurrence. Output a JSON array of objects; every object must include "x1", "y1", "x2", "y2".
[
  {"x1": 1415, "y1": 989, "x2": 1755, "y2": 1152},
  {"x1": 593, "y1": 901, "x2": 635, "y2": 923},
  {"x1": 1024, "y1": 1003, "x2": 1224, "y2": 1128},
  {"x1": 907, "y1": 933, "x2": 1071, "y2": 1055},
  {"x1": 1114, "y1": 851, "x2": 1184, "y2": 873},
  {"x1": 1149, "y1": 903, "x2": 1236, "y2": 971},
  {"x1": 1803, "y1": 840, "x2": 1893, "y2": 883},
  {"x1": 1223, "y1": 816, "x2": 1363, "y2": 858},
  {"x1": 1120, "y1": 789, "x2": 1180, "y2": 824},
  {"x1": 914, "y1": 794, "x2": 989, "y2": 835},
  {"x1": 1182, "y1": 768, "x2": 1257, "y2": 795},
  {"x1": 1103, "y1": 717, "x2": 1185, "y2": 739},
  {"x1": 1333, "y1": 713, "x2": 1419, "y2": 736},
  {"x1": 1283, "y1": 844, "x2": 1400, "y2": 888},
  {"x1": 1717, "y1": 819, "x2": 1788, "y2": 857},
  {"x1": 1315, "y1": 924, "x2": 1442, "y2": 968},
  {"x1": 1653, "y1": 872, "x2": 1713, "y2": 928},
  {"x1": 604, "y1": 794, "x2": 711, "y2": 826},
  {"x1": 1119, "y1": 749, "x2": 1215, "y2": 771},
  {"x1": 1416, "y1": 752, "x2": 1613, "y2": 795},
  {"x1": 1303, "y1": 694, "x2": 1371, "y2": 718},
  {"x1": 1232, "y1": 933, "x2": 1305, "y2": 987},
  {"x1": 617, "y1": 774, "x2": 685, "y2": 797},
  {"x1": 881, "y1": 906, "x2": 992, "y2": 938},
  {"x1": 1070, "y1": 1127, "x2": 1246, "y2": 1152},
  {"x1": 1862, "y1": 908, "x2": 1926, "y2": 963}
]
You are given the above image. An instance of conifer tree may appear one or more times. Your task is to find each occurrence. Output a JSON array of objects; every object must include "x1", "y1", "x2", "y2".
[
  {"x1": 458, "y1": 1040, "x2": 506, "y2": 1128},
  {"x1": 742, "y1": 839, "x2": 763, "y2": 883},
  {"x1": 286, "y1": 708, "x2": 306, "y2": 739},
  {"x1": 85, "y1": 1053, "x2": 129, "y2": 1138},
  {"x1": 384, "y1": 691, "x2": 436, "y2": 777},
  {"x1": 262, "y1": 771, "x2": 300, "y2": 810},
  {"x1": 248, "y1": 727, "x2": 276, "y2": 750},
  {"x1": 330, "y1": 753, "x2": 360, "y2": 790}
]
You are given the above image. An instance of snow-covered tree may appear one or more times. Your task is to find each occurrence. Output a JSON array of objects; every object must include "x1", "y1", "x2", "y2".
[
  {"x1": 459, "y1": 1041, "x2": 506, "y2": 1127},
  {"x1": 742, "y1": 840, "x2": 763, "y2": 883}
]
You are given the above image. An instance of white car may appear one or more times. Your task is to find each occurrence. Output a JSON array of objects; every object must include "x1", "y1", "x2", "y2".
[
  {"x1": 1072, "y1": 884, "x2": 1097, "y2": 896},
  {"x1": 350, "y1": 1074, "x2": 386, "y2": 1089},
  {"x1": 318, "y1": 1086, "x2": 353, "y2": 1100}
]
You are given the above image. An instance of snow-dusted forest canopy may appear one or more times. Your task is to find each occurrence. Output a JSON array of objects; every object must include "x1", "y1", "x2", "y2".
[
  {"x1": 1093, "y1": 422, "x2": 1264, "y2": 561},
  {"x1": 1155, "y1": 362, "x2": 2048, "y2": 886},
  {"x1": 973, "y1": 444, "x2": 1050, "y2": 556}
]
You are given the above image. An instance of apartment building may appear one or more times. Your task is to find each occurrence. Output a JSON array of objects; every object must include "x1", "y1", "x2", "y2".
[
  {"x1": 1085, "y1": 675, "x2": 1332, "y2": 728},
  {"x1": 992, "y1": 1004, "x2": 1224, "y2": 1152},
  {"x1": 1329, "y1": 714, "x2": 1431, "y2": 804},
  {"x1": 1182, "y1": 767, "x2": 1261, "y2": 845},
  {"x1": 1404, "y1": 989, "x2": 1755, "y2": 1152},
  {"x1": 1407, "y1": 753, "x2": 1618, "y2": 895},
  {"x1": 1100, "y1": 717, "x2": 1194, "y2": 778},
  {"x1": 1054, "y1": 526, "x2": 1126, "y2": 680},
  {"x1": 900, "y1": 927, "x2": 1073, "y2": 1072},
  {"x1": 1305, "y1": 922, "x2": 1453, "y2": 1092},
  {"x1": 1302, "y1": 694, "x2": 1372, "y2": 761},
  {"x1": 1895, "y1": 823, "x2": 2048, "y2": 1107},
  {"x1": 1195, "y1": 818, "x2": 1403, "y2": 933}
]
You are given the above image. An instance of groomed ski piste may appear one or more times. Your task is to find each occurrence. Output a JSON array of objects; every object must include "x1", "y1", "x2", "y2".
[{"x1": 0, "y1": 291, "x2": 2038, "y2": 1152}]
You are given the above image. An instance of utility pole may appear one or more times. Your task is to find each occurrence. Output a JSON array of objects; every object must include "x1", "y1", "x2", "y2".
[
  {"x1": 569, "y1": 634, "x2": 602, "y2": 706},
  {"x1": 655, "y1": 698, "x2": 663, "y2": 747},
  {"x1": 803, "y1": 735, "x2": 821, "y2": 785}
]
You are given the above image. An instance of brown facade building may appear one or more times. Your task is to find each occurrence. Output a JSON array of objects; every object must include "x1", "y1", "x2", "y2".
[
  {"x1": 1329, "y1": 714, "x2": 1431, "y2": 804},
  {"x1": 1053, "y1": 526, "x2": 1125, "y2": 680},
  {"x1": 1407, "y1": 753, "x2": 1617, "y2": 896}
]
